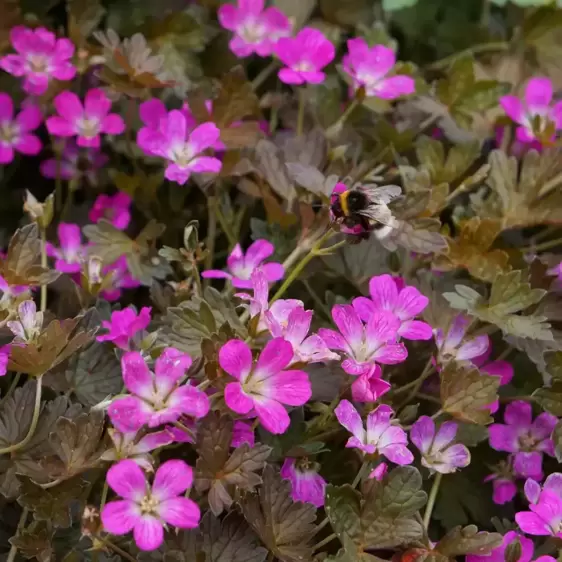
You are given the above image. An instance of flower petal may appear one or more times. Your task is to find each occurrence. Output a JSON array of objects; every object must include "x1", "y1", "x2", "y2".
[
  {"x1": 106, "y1": 459, "x2": 147, "y2": 500},
  {"x1": 121, "y1": 351, "x2": 154, "y2": 399},
  {"x1": 158, "y1": 496, "x2": 200, "y2": 528},
  {"x1": 332, "y1": 305, "x2": 364, "y2": 349},
  {"x1": 525, "y1": 77, "x2": 553, "y2": 114},
  {"x1": 410, "y1": 416, "x2": 435, "y2": 454},
  {"x1": 167, "y1": 384, "x2": 210, "y2": 419},
  {"x1": 224, "y1": 382, "x2": 254, "y2": 414},
  {"x1": 152, "y1": 459, "x2": 193, "y2": 500},
  {"x1": 154, "y1": 347, "x2": 192, "y2": 394},
  {"x1": 244, "y1": 239, "x2": 274, "y2": 268},
  {"x1": 254, "y1": 337, "x2": 293, "y2": 378},
  {"x1": 259, "y1": 369, "x2": 311, "y2": 406},
  {"x1": 134, "y1": 516, "x2": 164, "y2": 551},
  {"x1": 254, "y1": 398, "x2": 290, "y2": 434},
  {"x1": 101, "y1": 500, "x2": 140, "y2": 535},
  {"x1": 335, "y1": 399, "x2": 365, "y2": 443},
  {"x1": 219, "y1": 339, "x2": 253, "y2": 381}
]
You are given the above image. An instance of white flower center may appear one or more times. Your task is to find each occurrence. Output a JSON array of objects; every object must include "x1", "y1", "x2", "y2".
[
  {"x1": 171, "y1": 143, "x2": 195, "y2": 168},
  {"x1": 0, "y1": 122, "x2": 19, "y2": 145},
  {"x1": 238, "y1": 20, "x2": 266, "y2": 44},
  {"x1": 77, "y1": 117, "x2": 100, "y2": 139},
  {"x1": 294, "y1": 61, "x2": 313, "y2": 72},
  {"x1": 26, "y1": 54, "x2": 50, "y2": 73},
  {"x1": 139, "y1": 494, "x2": 159, "y2": 515}
]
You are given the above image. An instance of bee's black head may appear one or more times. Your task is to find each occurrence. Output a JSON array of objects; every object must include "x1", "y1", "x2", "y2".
[{"x1": 345, "y1": 190, "x2": 370, "y2": 214}]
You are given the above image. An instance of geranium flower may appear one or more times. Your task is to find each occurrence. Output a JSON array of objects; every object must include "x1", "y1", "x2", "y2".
[
  {"x1": 0, "y1": 275, "x2": 28, "y2": 303},
  {"x1": 369, "y1": 463, "x2": 388, "y2": 481},
  {"x1": 0, "y1": 26, "x2": 76, "y2": 95},
  {"x1": 96, "y1": 306, "x2": 152, "y2": 350},
  {"x1": 100, "y1": 256, "x2": 141, "y2": 302},
  {"x1": 7, "y1": 300, "x2": 43, "y2": 343},
  {"x1": 219, "y1": 337, "x2": 311, "y2": 434},
  {"x1": 108, "y1": 348, "x2": 210, "y2": 432},
  {"x1": 276, "y1": 28, "x2": 335, "y2": 85},
  {"x1": 137, "y1": 109, "x2": 222, "y2": 185},
  {"x1": 524, "y1": 473, "x2": 562, "y2": 504},
  {"x1": 46, "y1": 89, "x2": 125, "y2": 148},
  {"x1": 350, "y1": 364, "x2": 391, "y2": 403},
  {"x1": 101, "y1": 459, "x2": 200, "y2": 551},
  {"x1": 500, "y1": 77, "x2": 562, "y2": 144},
  {"x1": 466, "y1": 531, "x2": 538, "y2": 562},
  {"x1": 352, "y1": 274, "x2": 432, "y2": 340},
  {"x1": 0, "y1": 93, "x2": 42, "y2": 164},
  {"x1": 434, "y1": 314, "x2": 489, "y2": 364},
  {"x1": 516, "y1": 486, "x2": 562, "y2": 538},
  {"x1": 45, "y1": 223, "x2": 85, "y2": 273},
  {"x1": 335, "y1": 400, "x2": 413, "y2": 464},
  {"x1": 489, "y1": 401, "x2": 557, "y2": 480},
  {"x1": 89, "y1": 193, "x2": 132, "y2": 230},
  {"x1": 281, "y1": 458, "x2": 326, "y2": 508},
  {"x1": 472, "y1": 346, "x2": 514, "y2": 413},
  {"x1": 0, "y1": 345, "x2": 10, "y2": 377},
  {"x1": 218, "y1": 0, "x2": 291, "y2": 58},
  {"x1": 485, "y1": 460, "x2": 518, "y2": 505},
  {"x1": 232, "y1": 420, "x2": 255, "y2": 448},
  {"x1": 318, "y1": 305, "x2": 407, "y2": 375},
  {"x1": 202, "y1": 240, "x2": 284, "y2": 289},
  {"x1": 410, "y1": 416, "x2": 470, "y2": 474},
  {"x1": 342, "y1": 39, "x2": 415, "y2": 99}
]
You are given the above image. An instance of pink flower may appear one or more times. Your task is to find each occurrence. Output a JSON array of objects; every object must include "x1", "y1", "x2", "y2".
[
  {"x1": 101, "y1": 256, "x2": 141, "y2": 302},
  {"x1": 97, "y1": 306, "x2": 152, "y2": 350},
  {"x1": 516, "y1": 483, "x2": 562, "y2": 538},
  {"x1": 202, "y1": 240, "x2": 284, "y2": 289},
  {"x1": 235, "y1": 268, "x2": 272, "y2": 324},
  {"x1": 232, "y1": 420, "x2": 255, "y2": 448},
  {"x1": 435, "y1": 314, "x2": 489, "y2": 364},
  {"x1": 489, "y1": 401, "x2": 556, "y2": 480},
  {"x1": 101, "y1": 459, "x2": 200, "y2": 551},
  {"x1": 0, "y1": 345, "x2": 10, "y2": 377},
  {"x1": 45, "y1": 223, "x2": 85, "y2": 273},
  {"x1": 89, "y1": 193, "x2": 132, "y2": 230},
  {"x1": 410, "y1": 417, "x2": 470, "y2": 474},
  {"x1": 334, "y1": 400, "x2": 413, "y2": 464},
  {"x1": 485, "y1": 472, "x2": 518, "y2": 505},
  {"x1": 218, "y1": 0, "x2": 291, "y2": 58},
  {"x1": 342, "y1": 39, "x2": 415, "y2": 100},
  {"x1": 40, "y1": 140, "x2": 108, "y2": 184},
  {"x1": 219, "y1": 337, "x2": 311, "y2": 434},
  {"x1": 350, "y1": 364, "x2": 391, "y2": 403},
  {"x1": 276, "y1": 28, "x2": 335, "y2": 85},
  {"x1": 108, "y1": 348, "x2": 210, "y2": 432},
  {"x1": 265, "y1": 304, "x2": 339, "y2": 364},
  {"x1": 281, "y1": 458, "x2": 326, "y2": 507},
  {"x1": 524, "y1": 474, "x2": 562, "y2": 504},
  {"x1": 7, "y1": 300, "x2": 43, "y2": 343},
  {"x1": 101, "y1": 429, "x2": 174, "y2": 471},
  {"x1": 472, "y1": 346, "x2": 514, "y2": 413},
  {"x1": 0, "y1": 275, "x2": 28, "y2": 302},
  {"x1": 500, "y1": 78, "x2": 562, "y2": 144},
  {"x1": 466, "y1": 531, "x2": 534, "y2": 562},
  {"x1": 46, "y1": 89, "x2": 125, "y2": 148},
  {"x1": 0, "y1": 26, "x2": 76, "y2": 95},
  {"x1": 137, "y1": 109, "x2": 222, "y2": 185},
  {"x1": 318, "y1": 305, "x2": 407, "y2": 376},
  {"x1": 353, "y1": 274, "x2": 432, "y2": 341},
  {"x1": 0, "y1": 93, "x2": 42, "y2": 164},
  {"x1": 369, "y1": 463, "x2": 388, "y2": 481}
]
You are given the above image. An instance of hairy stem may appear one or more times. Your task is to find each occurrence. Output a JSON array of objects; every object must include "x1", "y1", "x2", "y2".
[
  {"x1": 313, "y1": 533, "x2": 338, "y2": 552},
  {"x1": 99, "y1": 480, "x2": 109, "y2": 512},
  {"x1": 0, "y1": 376, "x2": 43, "y2": 455},
  {"x1": 214, "y1": 198, "x2": 238, "y2": 248},
  {"x1": 520, "y1": 236, "x2": 562, "y2": 254},
  {"x1": 6, "y1": 507, "x2": 29, "y2": 562},
  {"x1": 351, "y1": 460, "x2": 370, "y2": 489},
  {"x1": 326, "y1": 98, "x2": 360, "y2": 139},
  {"x1": 314, "y1": 517, "x2": 331, "y2": 536},
  {"x1": 40, "y1": 227, "x2": 48, "y2": 312},
  {"x1": 423, "y1": 472, "x2": 443, "y2": 529}
]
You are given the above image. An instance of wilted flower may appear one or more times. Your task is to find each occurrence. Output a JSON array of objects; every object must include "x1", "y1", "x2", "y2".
[
  {"x1": 410, "y1": 416, "x2": 470, "y2": 474},
  {"x1": 353, "y1": 274, "x2": 432, "y2": 340},
  {"x1": 219, "y1": 337, "x2": 311, "y2": 434},
  {"x1": 218, "y1": 0, "x2": 291, "y2": 58},
  {"x1": 232, "y1": 420, "x2": 255, "y2": 448},
  {"x1": 466, "y1": 531, "x2": 535, "y2": 562},
  {"x1": 101, "y1": 459, "x2": 200, "y2": 551},
  {"x1": 202, "y1": 240, "x2": 284, "y2": 289},
  {"x1": 46, "y1": 89, "x2": 125, "y2": 148},
  {"x1": 101, "y1": 429, "x2": 174, "y2": 470},
  {"x1": 45, "y1": 223, "x2": 85, "y2": 273},
  {"x1": 89, "y1": 193, "x2": 132, "y2": 230},
  {"x1": 281, "y1": 458, "x2": 326, "y2": 507},
  {"x1": 350, "y1": 364, "x2": 391, "y2": 403},
  {"x1": 489, "y1": 400, "x2": 556, "y2": 480},
  {"x1": 500, "y1": 77, "x2": 562, "y2": 144},
  {"x1": 335, "y1": 400, "x2": 413, "y2": 464},
  {"x1": 434, "y1": 314, "x2": 489, "y2": 364},
  {"x1": 276, "y1": 28, "x2": 335, "y2": 85},
  {"x1": 485, "y1": 461, "x2": 518, "y2": 505},
  {"x1": 97, "y1": 306, "x2": 152, "y2": 350},
  {"x1": 0, "y1": 26, "x2": 76, "y2": 95},
  {"x1": 136, "y1": 109, "x2": 222, "y2": 185},
  {"x1": 23, "y1": 191, "x2": 54, "y2": 230},
  {"x1": 342, "y1": 39, "x2": 415, "y2": 99},
  {"x1": 0, "y1": 93, "x2": 42, "y2": 164},
  {"x1": 369, "y1": 462, "x2": 388, "y2": 481},
  {"x1": 108, "y1": 348, "x2": 210, "y2": 432},
  {"x1": 7, "y1": 300, "x2": 43, "y2": 343},
  {"x1": 318, "y1": 305, "x2": 407, "y2": 375}
]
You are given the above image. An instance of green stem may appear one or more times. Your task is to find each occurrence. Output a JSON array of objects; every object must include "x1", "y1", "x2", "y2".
[
  {"x1": 296, "y1": 88, "x2": 306, "y2": 137},
  {"x1": 0, "y1": 376, "x2": 42, "y2": 455},
  {"x1": 95, "y1": 536, "x2": 136, "y2": 562},
  {"x1": 423, "y1": 472, "x2": 443, "y2": 529},
  {"x1": 351, "y1": 460, "x2": 370, "y2": 489},
  {"x1": 416, "y1": 392, "x2": 441, "y2": 405},
  {"x1": 126, "y1": 98, "x2": 140, "y2": 175},
  {"x1": 99, "y1": 480, "x2": 109, "y2": 512},
  {"x1": 252, "y1": 60, "x2": 278, "y2": 91},
  {"x1": 40, "y1": 227, "x2": 47, "y2": 312},
  {"x1": 326, "y1": 99, "x2": 360, "y2": 138},
  {"x1": 54, "y1": 140, "x2": 63, "y2": 212},
  {"x1": 214, "y1": 199, "x2": 238, "y2": 248},
  {"x1": 204, "y1": 196, "x2": 218, "y2": 289},
  {"x1": 428, "y1": 41, "x2": 509, "y2": 70},
  {"x1": 520, "y1": 236, "x2": 562, "y2": 254},
  {"x1": 393, "y1": 356, "x2": 434, "y2": 397},
  {"x1": 313, "y1": 533, "x2": 338, "y2": 552},
  {"x1": 1, "y1": 372, "x2": 21, "y2": 406},
  {"x1": 314, "y1": 517, "x2": 331, "y2": 536},
  {"x1": 7, "y1": 507, "x2": 29, "y2": 562}
]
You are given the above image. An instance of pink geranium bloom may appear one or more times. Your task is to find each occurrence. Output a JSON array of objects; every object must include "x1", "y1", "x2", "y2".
[
  {"x1": 219, "y1": 337, "x2": 311, "y2": 434},
  {"x1": 218, "y1": 0, "x2": 291, "y2": 58},
  {"x1": 7, "y1": 300, "x2": 43, "y2": 343},
  {"x1": 276, "y1": 28, "x2": 335, "y2": 85},
  {"x1": 137, "y1": 109, "x2": 221, "y2": 185},
  {"x1": 342, "y1": 39, "x2": 415, "y2": 99},
  {"x1": 0, "y1": 274, "x2": 28, "y2": 303},
  {"x1": 97, "y1": 306, "x2": 152, "y2": 350},
  {"x1": 101, "y1": 256, "x2": 141, "y2": 302},
  {"x1": 467, "y1": 531, "x2": 536, "y2": 562},
  {"x1": 524, "y1": 474, "x2": 562, "y2": 504},
  {"x1": 89, "y1": 192, "x2": 132, "y2": 230},
  {"x1": 435, "y1": 314, "x2": 489, "y2": 364},
  {"x1": 489, "y1": 401, "x2": 556, "y2": 480},
  {"x1": 485, "y1": 472, "x2": 518, "y2": 505},
  {"x1": 108, "y1": 348, "x2": 210, "y2": 432},
  {"x1": 350, "y1": 364, "x2": 391, "y2": 403},
  {"x1": 0, "y1": 345, "x2": 10, "y2": 377},
  {"x1": 281, "y1": 458, "x2": 326, "y2": 508},
  {"x1": 335, "y1": 400, "x2": 413, "y2": 464},
  {"x1": 202, "y1": 240, "x2": 284, "y2": 289},
  {"x1": 472, "y1": 345, "x2": 514, "y2": 413},
  {"x1": 101, "y1": 429, "x2": 174, "y2": 471},
  {"x1": 0, "y1": 93, "x2": 42, "y2": 164},
  {"x1": 0, "y1": 26, "x2": 76, "y2": 95},
  {"x1": 101, "y1": 459, "x2": 200, "y2": 551},
  {"x1": 353, "y1": 274, "x2": 432, "y2": 340},
  {"x1": 40, "y1": 140, "x2": 108, "y2": 184},
  {"x1": 232, "y1": 420, "x2": 255, "y2": 448},
  {"x1": 318, "y1": 305, "x2": 407, "y2": 376},
  {"x1": 369, "y1": 463, "x2": 388, "y2": 481},
  {"x1": 410, "y1": 417, "x2": 470, "y2": 474},
  {"x1": 46, "y1": 89, "x2": 125, "y2": 148},
  {"x1": 516, "y1": 483, "x2": 562, "y2": 539},
  {"x1": 45, "y1": 223, "x2": 85, "y2": 273},
  {"x1": 500, "y1": 77, "x2": 562, "y2": 144}
]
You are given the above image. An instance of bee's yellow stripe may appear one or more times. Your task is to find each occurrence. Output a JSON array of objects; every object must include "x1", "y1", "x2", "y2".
[{"x1": 340, "y1": 190, "x2": 350, "y2": 216}]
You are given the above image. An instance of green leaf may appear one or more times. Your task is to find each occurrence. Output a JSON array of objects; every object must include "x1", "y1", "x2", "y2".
[
  {"x1": 325, "y1": 485, "x2": 361, "y2": 544},
  {"x1": 382, "y1": 0, "x2": 418, "y2": 11},
  {"x1": 8, "y1": 521, "x2": 53, "y2": 562},
  {"x1": 0, "y1": 381, "x2": 36, "y2": 449},
  {"x1": 436, "y1": 525, "x2": 503, "y2": 557},
  {"x1": 273, "y1": 0, "x2": 316, "y2": 28},
  {"x1": 533, "y1": 382, "x2": 562, "y2": 416}
]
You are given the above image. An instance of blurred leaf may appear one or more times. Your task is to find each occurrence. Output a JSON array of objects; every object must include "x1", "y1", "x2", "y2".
[
  {"x1": 553, "y1": 420, "x2": 562, "y2": 462},
  {"x1": 436, "y1": 525, "x2": 503, "y2": 557},
  {"x1": 382, "y1": 218, "x2": 448, "y2": 255},
  {"x1": 274, "y1": 0, "x2": 316, "y2": 28},
  {"x1": 8, "y1": 521, "x2": 53, "y2": 562},
  {"x1": 240, "y1": 466, "x2": 316, "y2": 562},
  {"x1": 383, "y1": 0, "x2": 418, "y2": 10},
  {"x1": 286, "y1": 163, "x2": 338, "y2": 198},
  {"x1": 533, "y1": 382, "x2": 562, "y2": 416},
  {"x1": 0, "y1": 381, "x2": 37, "y2": 450},
  {"x1": 0, "y1": 0, "x2": 20, "y2": 50},
  {"x1": 440, "y1": 362, "x2": 500, "y2": 425},
  {"x1": 319, "y1": 0, "x2": 371, "y2": 26},
  {"x1": 67, "y1": 0, "x2": 106, "y2": 47}
]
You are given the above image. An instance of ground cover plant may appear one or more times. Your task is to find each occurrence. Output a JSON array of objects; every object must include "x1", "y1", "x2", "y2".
[{"x1": 2, "y1": 0, "x2": 562, "y2": 560}]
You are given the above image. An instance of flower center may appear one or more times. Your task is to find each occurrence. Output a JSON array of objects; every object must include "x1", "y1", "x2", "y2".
[
  {"x1": 238, "y1": 19, "x2": 266, "y2": 44},
  {"x1": 0, "y1": 122, "x2": 19, "y2": 145},
  {"x1": 171, "y1": 143, "x2": 195, "y2": 168},
  {"x1": 77, "y1": 118, "x2": 100, "y2": 139},
  {"x1": 139, "y1": 494, "x2": 159, "y2": 515},
  {"x1": 519, "y1": 432, "x2": 540, "y2": 451},
  {"x1": 27, "y1": 54, "x2": 50, "y2": 73},
  {"x1": 294, "y1": 61, "x2": 313, "y2": 73}
]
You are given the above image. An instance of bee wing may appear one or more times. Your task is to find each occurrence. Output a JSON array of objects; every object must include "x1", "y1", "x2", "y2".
[
  {"x1": 361, "y1": 184, "x2": 402, "y2": 205},
  {"x1": 358, "y1": 203, "x2": 397, "y2": 227}
]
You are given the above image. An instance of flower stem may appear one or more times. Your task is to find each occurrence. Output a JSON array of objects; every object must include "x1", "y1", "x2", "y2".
[
  {"x1": 313, "y1": 533, "x2": 338, "y2": 552},
  {"x1": 314, "y1": 517, "x2": 331, "y2": 536},
  {"x1": 99, "y1": 480, "x2": 109, "y2": 512},
  {"x1": 6, "y1": 507, "x2": 29, "y2": 562},
  {"x1": 252, "y1": 60, "x2": 278, "y2": 91},
  {"x1": 351, "y1": 460, "x2": 370, "y2": 489},
  {"x1": 326, "y1": 98, "x2": 360, "y2": 139},
  {"x1": 0, "y1": 376, "x2": 43, "y2": 455},
  {"x1": 95, "y1": 536, "x2": 136, "y2": 562},
  {"x1": 213, "y1": 197, "x2": 238, "y2": 248},
  {"x1": 296, "y1": 88, "x2": 306, "y2": 137},
  {"x1": 40, "y1": 227, "x2": 47, "y2": 312},
  {"x1": 0, "y1": 372, "x2": 21, "y2": 406},
  {"x1": 428, "y1": 41, "x2": 509, "y2": 70},
  {"x1": 520, "y1": 236, "x2": 562, "y2": 254},
  {"x1": 423, "y1": 472, "x2": 443, "y2": 529},
  {"x1": 204, "y1": 197, "x2": 218, "y2": 289}
]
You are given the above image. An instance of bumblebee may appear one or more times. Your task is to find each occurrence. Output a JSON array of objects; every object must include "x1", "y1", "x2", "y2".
[{"x1": 330, "y1": 183, "x2": 402, "y2": 240}]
